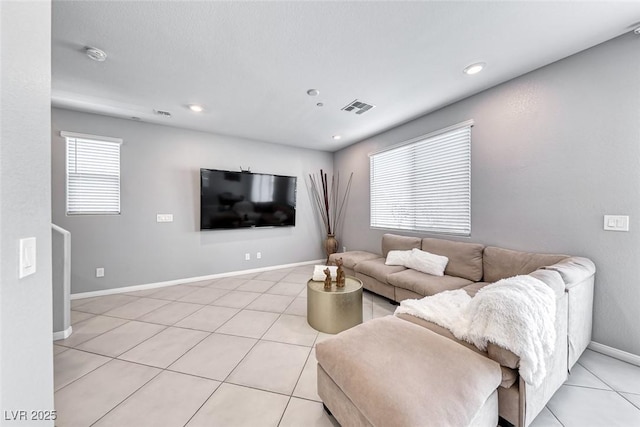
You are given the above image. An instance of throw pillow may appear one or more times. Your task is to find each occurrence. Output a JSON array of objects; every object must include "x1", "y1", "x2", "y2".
[
  {"x1": 385, "y1": 250, "x2": 412, "y2": 266},
  {"x1": 404, "y1": 248, "x2": 449, "y2": 276}
]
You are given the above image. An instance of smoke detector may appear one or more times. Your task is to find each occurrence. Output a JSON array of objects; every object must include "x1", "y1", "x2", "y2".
[
  {"x1": 341, "y1": 99, "x2": 375, "y2": 115},
  {"x1": 85, "y1": 46, "x2": 107, "y2": 62}
]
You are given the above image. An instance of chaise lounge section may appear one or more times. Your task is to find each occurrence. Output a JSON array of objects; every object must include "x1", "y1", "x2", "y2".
[{"x1": 323, "y1": 233, "x2": 595, "y2": 426}]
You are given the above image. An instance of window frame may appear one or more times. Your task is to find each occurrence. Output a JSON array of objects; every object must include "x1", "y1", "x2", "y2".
[
  {"x1": 369, "y1": 120, "x2": 473, "y2": 237},
  {"x1": 61, "y1": 131, "x2": 123, "y2": 216}
]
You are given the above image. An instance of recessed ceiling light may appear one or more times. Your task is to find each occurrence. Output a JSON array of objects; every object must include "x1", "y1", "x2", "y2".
[
  {"x1": 332, "y1": 135, "x2": 342, "y2": 140},
  {"x1": 85, "y1": 46, "x2": 107, "y2": 62},
  {"x1": 463, "y1": 62, "x2": 485, "y2": 75},
  {"x1": 307, "y1": 89, "x2": 320, "y2": 96},
  {"x1": 188, "y1": 104, "x2": 204, "y2": 113}
]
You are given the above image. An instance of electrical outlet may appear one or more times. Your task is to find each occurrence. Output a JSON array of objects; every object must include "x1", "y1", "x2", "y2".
[
  {"x1": 343, "y1": 246, "x2": 347, "y2": 252},
  {"x1": 96, "y1": 267, "x2": 105, "y2": 278},
  {"x1": 257, "y1": 252, "x2": 262, "y2": 259},
  {"x1": 156, "y1": 214, "x2": 173, "y2": 223},
  {"x1": 245, "y1": 253, "x2": 250, "y2": 261}
]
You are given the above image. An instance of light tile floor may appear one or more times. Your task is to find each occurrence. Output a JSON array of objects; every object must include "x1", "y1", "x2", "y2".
[{"x1": 55, "y1": 264, "x2": 640, "y2": 426}]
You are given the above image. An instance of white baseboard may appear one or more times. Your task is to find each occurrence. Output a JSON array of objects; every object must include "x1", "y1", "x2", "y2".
[
  {"x1": 71, "y1": 259, "x2": 325, "y2": 300},
  {"x1": 53, "y1": 326, "x2": 72, "y2": 341},
  {"x1": 588, "y1": 341, "x2": 640, "y2": 367}
]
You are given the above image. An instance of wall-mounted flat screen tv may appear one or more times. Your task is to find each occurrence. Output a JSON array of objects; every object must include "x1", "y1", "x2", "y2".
[{"x1": 200, "y1": 169, "x2": 297, "y2": 230}]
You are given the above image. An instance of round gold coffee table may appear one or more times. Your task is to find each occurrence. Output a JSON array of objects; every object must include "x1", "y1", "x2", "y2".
[{"x1": 307, "y1": 275, "x2": 363, "y2": 334}]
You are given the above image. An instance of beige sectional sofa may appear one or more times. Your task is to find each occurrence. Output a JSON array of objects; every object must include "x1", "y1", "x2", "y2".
[{"x1": 323, "y1": 233, "x2": 595, "y2": 427}]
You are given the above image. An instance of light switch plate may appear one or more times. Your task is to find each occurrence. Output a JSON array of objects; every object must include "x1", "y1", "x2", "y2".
[
  {"x1": 19, "y1": 237, "x2": 36, "y2": 279},
  {"x1": 604, "y1": 215, "x2": 629, "y2": 231}
]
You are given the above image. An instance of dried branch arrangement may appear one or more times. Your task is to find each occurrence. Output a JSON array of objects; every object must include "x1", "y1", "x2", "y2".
[{"x1": 308, "y1": 169, "x2": 353, "y2": 235}]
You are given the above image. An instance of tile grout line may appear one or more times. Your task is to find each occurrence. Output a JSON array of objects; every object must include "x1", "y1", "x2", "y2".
[
  {"x1": 542, "y1": 403, "x2": 565, "y2": 427},
  {"x1": 58, "y1": 267, "x2": 333, "y2": 425},
  {"x1": 88, "y1": 367, "x2": 165, "y2": 427},
  {"x1": 180, "y1": 384, "x2": 222, "y2": 427},
  {"x1": 289, "y1": 340, "x2": 315, "y2": 399},
  {"x1": 276, "y1": 396, "x2": 294, "y2": 427},
  {"x1": 575, "y1": 361, "x2": 640, "y2": 414},
  {"x1": 54, "y1": 317, "x2": 126, "y2": 349},
  {"x1": 117, "y1": 325, "x2": 213, "y2": 368}
]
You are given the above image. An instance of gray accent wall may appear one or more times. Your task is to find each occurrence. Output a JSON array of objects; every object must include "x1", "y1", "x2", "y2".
[
  {"x1": 52, "y1": 108, "x2": 331, "y2": 294},
  {"x1": 335, "y1": 33, "x2": 640, "y2": 356},
  {"x1": 1, "y1": 0, "x2": 54, "y2": 421}
]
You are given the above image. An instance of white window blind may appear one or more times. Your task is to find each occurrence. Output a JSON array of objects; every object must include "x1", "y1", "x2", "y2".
[
  {"x1": 62, "y1": 131, "x2": 122, "y2": 215},
  {"x1": 369, "y1": 121, "x2": 472, "y2": 236}
]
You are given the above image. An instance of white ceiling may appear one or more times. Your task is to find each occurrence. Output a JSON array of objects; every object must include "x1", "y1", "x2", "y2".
[{"x1": 52, "y1": 1, "x2": 640, "y2": 152}]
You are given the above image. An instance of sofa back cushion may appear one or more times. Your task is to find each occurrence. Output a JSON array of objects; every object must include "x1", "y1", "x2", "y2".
[
  {"x1": 483, "y1": 246, "x2": 568, "y2": 283},
  {"x1": 421, "y1": 238, "x2": 484, "y2": 281},
  {"x1": 381, "y1": 233, "x2": 422, "y2": 257}
]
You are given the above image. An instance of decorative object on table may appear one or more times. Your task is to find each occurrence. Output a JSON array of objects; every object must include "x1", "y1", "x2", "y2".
[
  {"x1": 313, "y1": 265, "x2": 338, "y2": 281},
  {"x1": 308, "y1": 169, "x2": 353, "y2": 263},
  {"x1": 323, "y1": 267, "x2": 332, "y2": 290},
  {"x1": 335, "y1": 257, "x2": 346, "y2": 288}
]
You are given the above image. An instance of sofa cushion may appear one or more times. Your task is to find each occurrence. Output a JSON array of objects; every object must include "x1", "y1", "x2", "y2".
[
  {"x1": 316, "y1": 316, "x2": 501, "y2": 427},
  {"x1": 487, "y1": 344, "x2": 520, "y2": 370},
  {"x1": 387, "y1": 268, "x2": 471, "y2": 297},
  {"x1": 483, "y1": 246, "x2": 568, "y2": 283},
  {"x1": 381, "y1": 233, "x2": 421, "y2": 257},
  {"x1": 355, "y1": 258, "x2": 406, "y2": 283},
  {"x1": 465, "y1": 271, "x2": 563, "y2": 299},
  {"x1": 329, "y1": 251, "x2": 381, "y2": 270},
  {"x1": 422, "y1": 238, "x2": 485, "y2": 281},
  {"x1": 397, "y1": 312, "x2": 520, "y2": 371},
  {"x1": 463, "y1": 282, "x2": 489, "y2": 297},
  {"x1": 404, "y1": 248, "x2": 449, "y2": 276}
]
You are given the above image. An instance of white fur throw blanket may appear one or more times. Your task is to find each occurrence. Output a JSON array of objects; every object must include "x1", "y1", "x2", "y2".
[{"x1": 395, "y1": 275, "x2": 556, "y2": 387}]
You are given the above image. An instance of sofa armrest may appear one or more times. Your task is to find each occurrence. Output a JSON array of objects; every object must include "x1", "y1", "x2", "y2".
[
  {"x1": 543, "y1": 257, "x2": 596, "y2": 290},
  {"x1": 529, "y1": 269, "x2": 565, "y2": 299}
]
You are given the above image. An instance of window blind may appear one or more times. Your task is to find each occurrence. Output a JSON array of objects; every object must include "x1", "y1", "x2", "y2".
[
  {"x1": 62, "y1": 131, "x2": 122, "y2": 215},
  {"x1": 369, "y1": 121, "x2": 472, "y2": 236}
]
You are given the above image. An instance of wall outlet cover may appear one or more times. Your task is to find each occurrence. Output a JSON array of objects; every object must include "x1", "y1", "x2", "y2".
[{"x1": 157, "y1": 214, "x2": 174, "y2": 223}]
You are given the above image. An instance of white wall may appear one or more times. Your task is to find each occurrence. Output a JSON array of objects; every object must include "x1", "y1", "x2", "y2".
[
  {"x1": 335, "y1": 32, "x2": 640, "y2": 356},
  {"x1": 0, "y1": 1, "x2": 54, "y2": 423},
  {"x1": 52, "y1": 109, "x2": 332, "y2": 294}
]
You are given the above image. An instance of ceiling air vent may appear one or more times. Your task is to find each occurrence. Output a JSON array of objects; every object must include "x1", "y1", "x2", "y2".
[
  {"x1": 153, "y1": 109, "x2": 172, "y2": 118},
  {"x1": 341, "y1": 99, "x2": 375, "y2": 115}
]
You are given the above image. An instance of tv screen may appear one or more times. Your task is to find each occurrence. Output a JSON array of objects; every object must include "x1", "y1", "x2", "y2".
[{"x1": 200, "y1": 169, "x2": 297, "y2": 230}]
